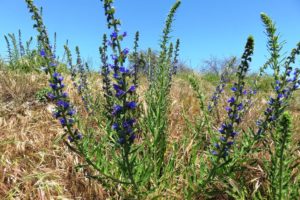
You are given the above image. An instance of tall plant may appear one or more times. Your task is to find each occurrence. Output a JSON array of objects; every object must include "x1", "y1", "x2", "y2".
[{"x1": 145, "y1": 1, "x2": 181, "y2": 179}]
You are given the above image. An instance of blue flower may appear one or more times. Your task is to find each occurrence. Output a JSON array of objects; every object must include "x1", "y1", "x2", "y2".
[
  {"x1": 269, "y1": 115, "x2": 276, "y2": 122},
  {"x1": 57, "y1": 100, "x2": 70, "y2": 109},
  {"x1": 113, "y1": 84, "x2": 121, "y2": 91},
  {"x1": 126, "y1": 101, "x2": 137, "y2": 109},
  {"x1": 231, "y1": 131, "x2": 238, "y2": 137},
  {"x1": 76, "y1": 134, "x2": 83, "y2": 140},
  {"x1": 67, "y1": 109, "x2": 76, "y2": 116},
  {"x1": 227, "y1": 97, "x2": 235, "y2": 104},
  {"x1": 118, "y1": 137, "x2": 126, "y2": 144},
  {"x1": 227, "y1": 141, "x2": 234, "y2": 146},
  {"x1": 112, "y1": 123, "x2": 119, "y2": 130},
  {"x1": 256, "y1": 120, "x2": 262, "y2": 126},
  {"x1": 231, "y1": 87, "x2": 237, "y2": 92},
  {"x1": 40, "y1": 49, "x2": 46, "y2": 57},
  {"x1": 265, "y1": 107, "x2": 272, "y2": 114},
  {"x1": 122, "y1": 48, "x2": 129, "y2": 55},
  {"x1": 112, "y1": 105, "x2": 122, "y2": 115},
  {"x1": 50, "y1": 83, "x2": 58, "y2": 90},
  {"x1": 68, "y1": 135, "x2": 74, "y2": 142},
  {"x1": 128, "y1": 85, "x2": 136, "y2": 93},
  {"x1": 225, "y1": 106, "x2": 232, "y2": 112},
  {"x1": 59, "y1": 118, "x2": 67, "y2": 126},
  {"x1": 107, "y1": 40, "x2": 113, "y2": 46},
  {"x1": 118, "y1": 79, "x2": 125, "y2": 86},
  {"x1": 68, "y1": 132, "x2": 82, "y2": 142},
  {"x1": 113, "y1": 73, "x2": 120, "y2": 79},
  {"x1": 218, "y1": 127, "x2": 225, "y2": 134},
  {"x1": 208, "y1": 105, "x2": 212, "y2": 111},
  {"x1": 53, "y1": 111, "x2": 61, "y2": 118},
  {"x1": 53, "y1": 72, "x2": 60, "y2": 79},
  {"x1": 47, "y1": 92, "x2": 56, "y2": 100},
  {"x1": 61, "y1": 92, "x2": 68, "y2": 98},
  {"x1": 268, "y1": 98, "x2": 275, "y2": 105},
  {"x1": 116, "y1": 89, "x2": 125, "y2": 97},
  {"x1": 128, "y1": 133, "x2": 136, "y2": 142},
  {"x1": 237, "y1": 103, "x2": 243, "y2": 111},
  {"x1": 111, "y1": 31, "x2": 118, "y2": 39},
  {"x1": 120, "y1": 66, "x2": 130, "y2": 74},
  {"x1": 68, "y1": 118, "x2": 75, "y2": 125},
  {"x1": 214, "y1": 143, "x2": 220, "y2": 149},
  {"x1": 278, "y1": 93, "x2": 284, "y2": 99},
  {"x1": 111, "y1": 55, "x2": 118, "y2": 61},
  {"x1": 123, "y1": 118, "x2": 136, "y2": 129}
]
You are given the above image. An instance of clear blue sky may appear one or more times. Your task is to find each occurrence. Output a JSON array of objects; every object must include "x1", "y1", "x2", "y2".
[{"x1": 1, "y1": 0, "x2": 300, "y2": 72}]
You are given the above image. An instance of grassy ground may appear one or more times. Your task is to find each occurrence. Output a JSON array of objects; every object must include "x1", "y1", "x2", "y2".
[{"x1": 0, "y1": 70, "x2": 299, "y2": 199}]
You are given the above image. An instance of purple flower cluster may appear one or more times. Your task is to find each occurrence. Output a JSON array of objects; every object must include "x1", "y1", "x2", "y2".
[
  {"x1": 78, "y1": 62, "x2": 89, "y2": 111},
  {"x1": 100, "y1": 34, "x2": 113, "y2": 111},
  {"x1": 208, "y1": 83, "x2": 226, "y2": 112},
  {"x1": 212, "y1": 91, "x2": 247, "y2": 157},
  {"x1": 214, "y1": 89, "x2": 258, "y2": 157},
  {"x1": 101, "y1": 0, "x2": 139, "y2": 146},
  {"x1": 26, "y1": 1, "x2": 82, "y2": 144},
  {"x1": 257, "y1": 68, "x2": 300, "y2": 135},
  {"x1": 107, "y1": 31, "x2": 128, "y2": 54},
  {"x1": 112, "y1": 117, "x2": 136, "y2": 144},
  {"x1": 39, "y1": 48, "x2": 58, "y2": 74},
  {"x1": 110, "y1": 51, "x2": 137, "y2": 144},
  {"x1": 49, "y1": 72, "x2": 64, "y2": 90},
  {"x1": 47, "y1": 72, "x2": 77, "y2": 132},
  {"x1": 41, "y1": 49, "x2": 81, "y2": 142},
  {"x1": 212, "y1": 36, "x2": 254, "y2": 158}
]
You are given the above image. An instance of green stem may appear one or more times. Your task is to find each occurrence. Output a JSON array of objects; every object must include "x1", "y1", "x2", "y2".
[
  {"x1": 123, "y1": 146, "x2": 138, "y2": 191},
  {"x1": 278, "y1": 133, "x2": 287, "y2": 200},
  {"x1": 201, "y1": 156, "x2": 221, "y2": 189}
]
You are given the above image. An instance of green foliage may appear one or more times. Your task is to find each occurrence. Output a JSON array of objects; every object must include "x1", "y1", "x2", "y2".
[
  {"x1": 256, "y1": 13, "x2": 300, "y2": 137},
  {"x1": 252, "y1": 75, "x2": 273, "y2": 92},
  {"x1": 201, "y1": 72, "x2": 221, "y2": 84},
  {"x1": 267, "y1": 112, "x2": 298, "y2": 199},
  {"x1": 144, "y1": 0, "x2": 181, "y2": 180},
  {"x1": 35, "y1": 87, "x2": 52, "y2": 102},
  {"x1": 196, "y1": 36, "x2": 255, "y2": 196},
  {"x1": 2, "y1": 29, "x2": 62, "y2": 73}
]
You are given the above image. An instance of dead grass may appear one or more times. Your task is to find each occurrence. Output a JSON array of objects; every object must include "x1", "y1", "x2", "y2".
[{"x1": 0, "y1": 71, "x2": 106, "y2": 199}]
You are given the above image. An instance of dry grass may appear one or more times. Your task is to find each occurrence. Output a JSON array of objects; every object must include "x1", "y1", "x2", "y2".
[
  {"x1": 0, "y1": 71, "x2": 106, "y2": 199},
  {"x1": 0, "y1": 71, "x2": 299, "y2": 199}
]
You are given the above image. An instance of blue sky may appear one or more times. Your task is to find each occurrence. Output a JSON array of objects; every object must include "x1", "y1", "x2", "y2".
[{"x1": 1, "y1": 0, "x2": 300, "y2": 72}]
